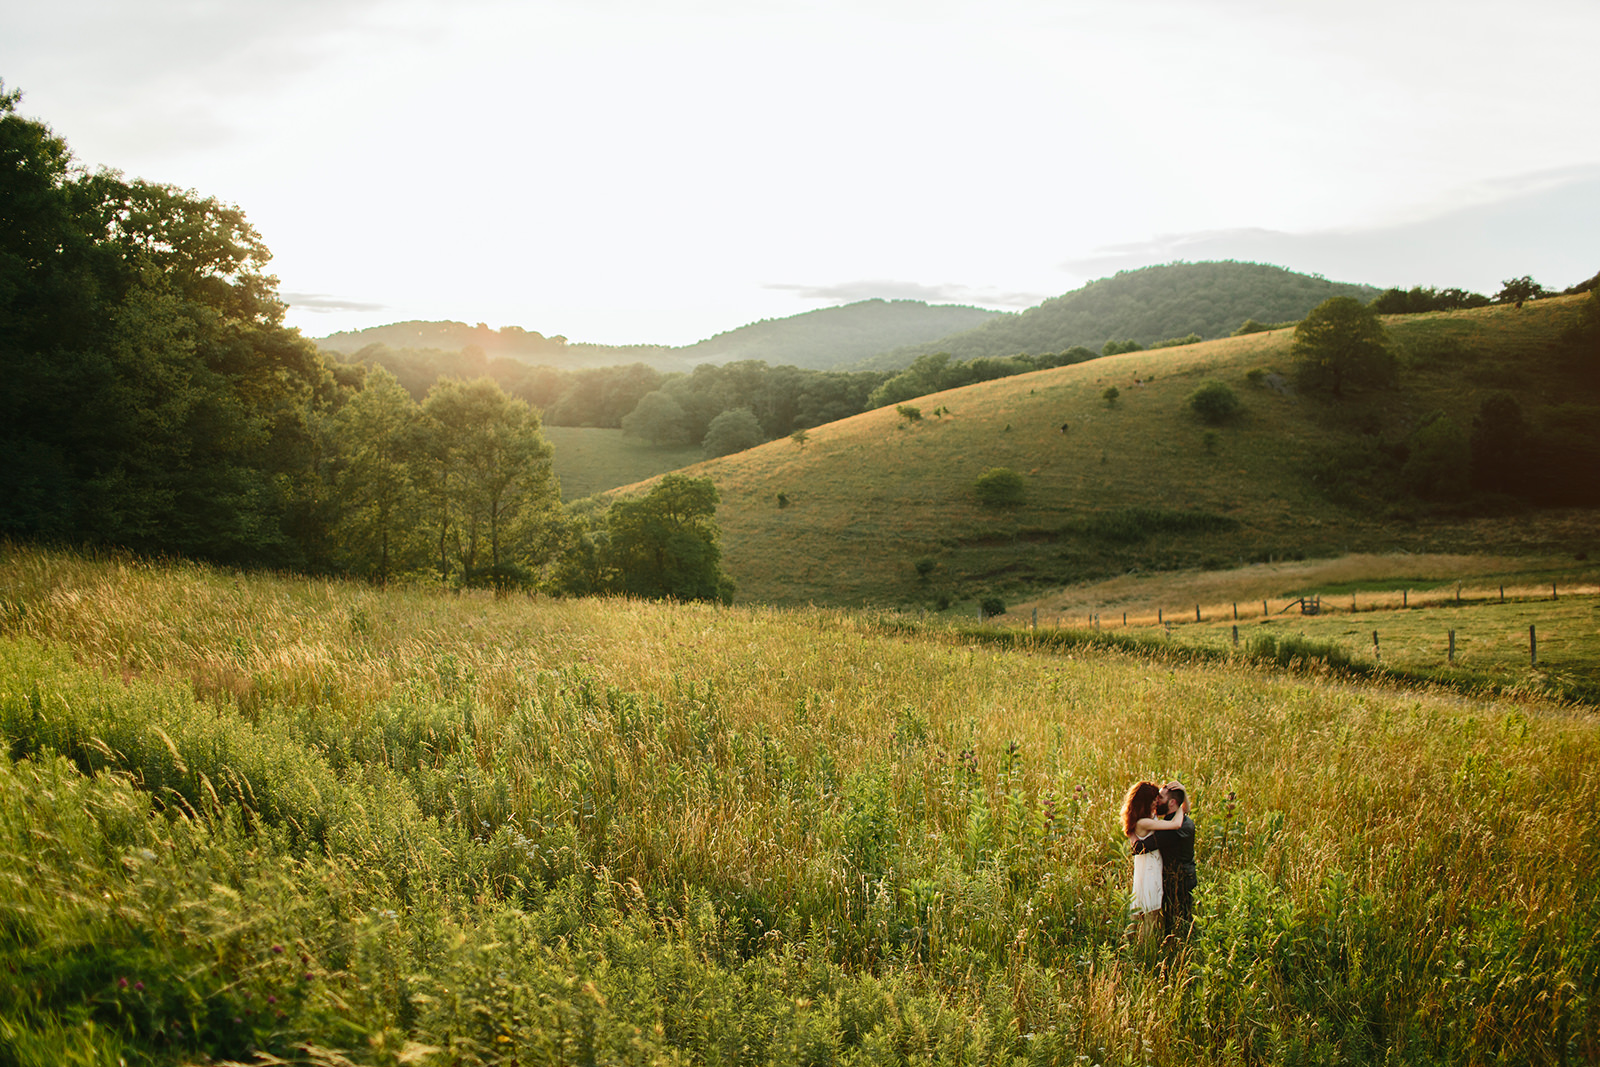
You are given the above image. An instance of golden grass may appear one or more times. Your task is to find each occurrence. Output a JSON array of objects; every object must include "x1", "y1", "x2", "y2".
[{"x1": 3, "y1": 543, "x2": 1597, "y2": 1062}]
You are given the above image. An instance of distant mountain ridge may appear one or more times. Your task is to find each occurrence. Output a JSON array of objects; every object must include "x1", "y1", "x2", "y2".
[
  {"x1": 314, "y1": 299, "x2": 1002, "y2": 372},
  {"x1": 853, "y1": 262, "x2": 1381, "y2": 369}
]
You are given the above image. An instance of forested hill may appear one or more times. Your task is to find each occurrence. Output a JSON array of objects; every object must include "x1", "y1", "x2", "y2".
[
  {"x1": 854, "y1": 262, "x2": 1381, "y2": 369},
  {"x1": 677, "y1": 299, "x2": 1000, "y2": 369},
  {"x1": 315, "y1": 321, "x2": 675, "y2": 369},
  {"x1": 315, "y1": 299, "x2": 1001, "y2": 372}
]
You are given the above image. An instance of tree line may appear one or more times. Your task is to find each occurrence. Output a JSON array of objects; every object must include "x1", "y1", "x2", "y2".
[{"x1": 0, "y1": 85, "x2": 731, "y2": 600}]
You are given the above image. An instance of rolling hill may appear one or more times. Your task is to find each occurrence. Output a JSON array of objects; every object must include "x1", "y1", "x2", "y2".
[
  {"x1": 610, "y1": 294, "x2": 1598, "y2": 606},
  {"x1": 853, "y1": 262, "x2": 1381, "y2": 370},
  {"x1": 315, "y1": 299, "x2": 1001, "y2": 373}
]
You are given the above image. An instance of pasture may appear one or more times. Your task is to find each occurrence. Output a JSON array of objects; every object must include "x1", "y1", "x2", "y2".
[
  {"x1": 543, "y1": 426, "x2": 704, "y2": 501},
  {"x1": 0, "y1": 544, "x2": 1595, "y2": 1064}
]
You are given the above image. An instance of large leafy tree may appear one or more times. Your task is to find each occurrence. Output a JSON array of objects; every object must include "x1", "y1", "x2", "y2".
[
  {"x1": 327, "y1": 366, "x2": 427, "y2": 582},
  {"x1": 1291, "y1": 297, "x2": 1395, "y2": 398},
  {"x1": 0, "y1": 83, "x2": 329, "y2": 564},
  {"x1": 420, "y1": 378, "x2": 559, "y2": 585},
  {"x1": 600, "y1": 474, "x2": 734, "y2": 603}
]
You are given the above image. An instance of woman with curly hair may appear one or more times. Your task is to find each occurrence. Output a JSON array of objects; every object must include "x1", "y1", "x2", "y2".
[{"x1": 1120, "y1": 780, "x2": 1185, "y2": 925}]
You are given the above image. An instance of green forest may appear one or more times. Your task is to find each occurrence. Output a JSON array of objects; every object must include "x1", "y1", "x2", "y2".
[{"x1": 856, "y1": 262, "x2": 1381, "y2": 369}]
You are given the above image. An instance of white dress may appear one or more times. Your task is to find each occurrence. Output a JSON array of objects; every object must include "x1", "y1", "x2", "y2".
[{"x1": 1130, "y1": 833, "x2": 1163, "y2": 916}]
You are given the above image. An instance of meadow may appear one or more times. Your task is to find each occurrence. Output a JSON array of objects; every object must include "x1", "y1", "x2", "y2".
[
  {"x1": 1002, "y1": 553, "x2": 1600, "y2": 704},
  {"x1": 0, "y1": 543, "x2": 1595, "y2": 1065},
  {"x1": 542, "y1": 427, "x2": 706, "y2": 502}
]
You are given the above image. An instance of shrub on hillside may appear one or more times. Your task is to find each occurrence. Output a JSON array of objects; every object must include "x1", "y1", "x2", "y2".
[
  {"x1": 1187, "y1": 381, "x2": 1243, "y2": 425},
  {"x1": 979, "y1": 596, "x2": 1006, "y2": 619},
  {"x1": 973, "y1": 468, "x2": 1026, "y2": 508}
]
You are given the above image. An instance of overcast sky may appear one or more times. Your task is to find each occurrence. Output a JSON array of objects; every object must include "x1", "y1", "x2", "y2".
[{"x1": 4, "y1": 0, "x2": 1598, "y2": 345}]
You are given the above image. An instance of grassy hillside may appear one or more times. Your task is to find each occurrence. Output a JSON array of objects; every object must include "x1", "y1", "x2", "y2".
[
  {"x1": 855, "y1": 262, "x2": 1380, "y2": 370},
  {"x1": 628, "y1": 295, "x2": 1597, "y2": 607},
  {"x1": 316, "y1": 300, "x2": 1000, "y2": 373},
  {"x1": 0, "y1": 545, "x2": 1594, "y2": 1064}
]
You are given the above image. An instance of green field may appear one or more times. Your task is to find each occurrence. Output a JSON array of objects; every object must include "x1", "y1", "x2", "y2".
[
  {"x1": 544, "y1": 426, "x2": 704, "y2": 500},
  {"x1": 1, "y1": 544, "x2": 1595, "y2": 1064}
]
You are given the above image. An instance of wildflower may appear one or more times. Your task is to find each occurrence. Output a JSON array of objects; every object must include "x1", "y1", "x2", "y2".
[
  {"x1": 267, "y1": 995, "x2": 277, "y2": 1005},
  {"x1": 118, "y1": 978, "x2": 128, "y2": 990},
  {"x1": 135, "y1": 982, "x2": 144, "y2": 992},
  {"x1": 271, "y1": 944, "x2": 284, "y2": 954}
]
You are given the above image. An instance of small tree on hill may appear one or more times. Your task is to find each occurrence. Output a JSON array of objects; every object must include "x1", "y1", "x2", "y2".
[
  {"x1": 1291, "y1": 297, "x2": 1395, "y2": 397},
  {"x1": 896, "y1": 404, "x2": 923, "y2": 425},
  {"x1": 974, "y1": 467, "x2": 1025, "y2": 508},
  {"x1": 1187, "y1": 381, "x2": 1242, "y2": 425},
  {"x1": 1102, "y1": 386, "x2": 1120, "y2": 406}
]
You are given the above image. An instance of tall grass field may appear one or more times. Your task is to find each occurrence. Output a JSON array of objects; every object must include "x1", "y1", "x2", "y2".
[{"x1": 0, "y1": 544, "x2": 1595, "y2": 1065}]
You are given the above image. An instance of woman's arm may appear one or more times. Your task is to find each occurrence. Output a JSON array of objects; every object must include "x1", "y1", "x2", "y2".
[{"x1": 1135, "y1": 809, "x2": 1184, "y2": 834}]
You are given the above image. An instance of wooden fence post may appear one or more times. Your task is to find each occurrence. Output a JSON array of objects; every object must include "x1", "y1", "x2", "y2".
[
  {"x1": 1553, "y1": 582, "x2": 1559, "y2": 601},
  {"x1": 1158, "y1": 608, "x2": 1163, "y2": 624},
  {"x1": 1123, "y1": 612, "x2": 1127, "y2": 626},
  {"x1": 1500, "y1": 585, "x2": 1504, "y2": 602},
  {"x1": 1232, "y1": 625, "x2": 1239, "y2": 647},
  {"x1": 1403, "y1": 590, "x2": 1408, "y2": 608},
  {"x1": 1233, "y1": 602, "x2": 1238, "y2": 620},
  {"x1": 1195, "y1": 604, "x2": 1201, "y2": 622},
  {"x1": 1448, "y1": 630, "x2": 1455, "y2": 664},
  {"x1": 1530, "y1": 624, "x2": 1538, "y2": 666},
  {"x1": 1032, "y1": 608, "x2": 1038, "y2": 631},
  {"x1": 1262, "y1": 600, "x2": 1268, "y2": 617},
  {"x1": 1372, "y1": 630, "x2": 1380, "y2": 662}
]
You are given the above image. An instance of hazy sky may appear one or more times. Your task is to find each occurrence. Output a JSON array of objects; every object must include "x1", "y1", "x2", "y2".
[{"x1": 5, "y1": 0, "x2": 1598, "y2": 345}]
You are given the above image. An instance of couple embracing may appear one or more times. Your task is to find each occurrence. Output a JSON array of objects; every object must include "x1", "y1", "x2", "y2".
[{"x1": 1120, "y1": 780, "x2": 1195, "y2": 936}]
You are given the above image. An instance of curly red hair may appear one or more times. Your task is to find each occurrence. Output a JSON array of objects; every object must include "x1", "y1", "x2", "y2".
[{"x1": 1120, "y1": 781, "x2": 1161, "y2": 837}]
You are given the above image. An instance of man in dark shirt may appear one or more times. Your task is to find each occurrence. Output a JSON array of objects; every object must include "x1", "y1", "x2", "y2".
[{"x1": 1153, "y1": 781, "x2": 1196, "y2": 935}]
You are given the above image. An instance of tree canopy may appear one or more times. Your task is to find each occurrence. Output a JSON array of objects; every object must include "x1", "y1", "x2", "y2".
[{"x1": 1291, "y1": 297, "x2": 1396, "y2": 398}]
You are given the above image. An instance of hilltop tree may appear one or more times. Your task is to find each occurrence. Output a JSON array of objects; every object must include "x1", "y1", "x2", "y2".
[
  {"x1": 1494, "y1": 276, "x2": 1547, "y2": 307},
  {"x1": 1291, "y1": 297, "x2": 1395, "y2": 397}
]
